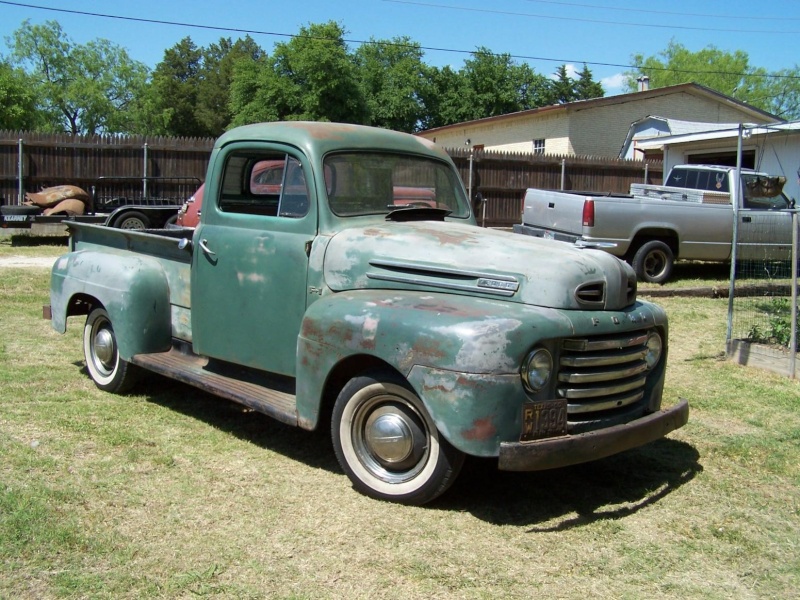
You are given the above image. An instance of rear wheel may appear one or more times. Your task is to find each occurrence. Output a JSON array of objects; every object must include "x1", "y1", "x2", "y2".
[
  {"x1": 83, "y1": 308, "x2": 140, "y2": 393},
  {"x1": 113, "y1": 211, "x2": 150, "y2": 230},
  {"x1": 332, "y1": 370, "x2": 464, "y2": 505},
  {"x1": 632, "y1": 240, "x2": 674, "y2": 284}
]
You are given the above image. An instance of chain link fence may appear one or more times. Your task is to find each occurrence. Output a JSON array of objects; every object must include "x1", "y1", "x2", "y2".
[{"x1": 727, "y1": 209, "x2": 799, "y2": 378}]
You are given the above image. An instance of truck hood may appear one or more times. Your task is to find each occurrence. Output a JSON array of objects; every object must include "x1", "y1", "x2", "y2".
[{"x1": 323, "y1": 221, "x2": 637, "y2": 310}]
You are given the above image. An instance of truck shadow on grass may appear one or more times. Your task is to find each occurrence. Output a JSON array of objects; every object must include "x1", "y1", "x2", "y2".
[
  {"x1": 438, "y1": 440, "x2": 701, "y2": 529},
  {"x1": 134, "y1": 374, "x2": 341, "y2": 472},
  {"x1": 132, "y1": 373, "x2": 701, "y2": 526}
]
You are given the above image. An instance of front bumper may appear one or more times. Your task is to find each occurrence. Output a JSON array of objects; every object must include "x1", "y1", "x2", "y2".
[{"x1": 498, "y1": 398, "x2": 689, "y2": 471}]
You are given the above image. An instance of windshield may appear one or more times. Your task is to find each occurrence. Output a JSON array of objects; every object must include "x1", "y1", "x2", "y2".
[{"x1": 323, "y1": 152, "x2": 470, "y2": 218}]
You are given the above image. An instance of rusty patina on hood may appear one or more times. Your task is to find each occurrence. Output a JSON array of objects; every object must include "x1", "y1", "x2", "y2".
[{"x1": 324, "y1": 221, "x2": 636, "y2": 310}]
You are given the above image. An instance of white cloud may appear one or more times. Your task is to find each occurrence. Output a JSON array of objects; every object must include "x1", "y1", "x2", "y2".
[{"x1": 601, "y1": 72, "x2": 628, "y2": 94}]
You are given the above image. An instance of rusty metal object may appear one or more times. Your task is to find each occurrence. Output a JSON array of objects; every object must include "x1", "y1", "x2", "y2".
[
  {"x1": 42, "y1": 198, "x2": 86, "y2": 216},
  {"x1": 25, "y1": 185, "x2": 90, "y2": 208}
]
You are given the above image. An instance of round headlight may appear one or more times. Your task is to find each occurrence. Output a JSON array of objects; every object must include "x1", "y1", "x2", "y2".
[
  {"x1": 521, "y1": 348, "x2": 553, "y2": 393},
  {"x1": 645, "y1": 331, "x2": 663, "y2": 369}
]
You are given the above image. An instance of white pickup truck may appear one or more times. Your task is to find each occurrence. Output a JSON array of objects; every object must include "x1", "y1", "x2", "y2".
[{"x1": 514, "y1": 165, "x2": 795, "y2": 283}]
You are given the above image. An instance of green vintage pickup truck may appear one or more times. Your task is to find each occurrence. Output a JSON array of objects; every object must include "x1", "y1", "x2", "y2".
[{"x1": 47, "y1": 122, "x2": 688, "y2": 505}]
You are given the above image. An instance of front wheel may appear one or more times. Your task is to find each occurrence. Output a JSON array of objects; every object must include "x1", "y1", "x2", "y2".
[
  {"x1": 83, "y1": 308, "x2": 140, "y2": 393},
  {"x1": 332, "y1": 370, "x2": 464, "y2": 505},
  {"x1": 632, "y1": 240, "x2": 674, "y2": 284}
]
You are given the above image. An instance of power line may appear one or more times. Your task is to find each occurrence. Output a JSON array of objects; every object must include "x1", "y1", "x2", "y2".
[
  {"x1": 385, "y1": 0, "x2": 800, "y2": 34},
  {"x1": 518, "y1": 0, "x2": 800, "y2": 22},
  {"x1": 1, "y1": 1, "x2": 798, "y2": 81}
]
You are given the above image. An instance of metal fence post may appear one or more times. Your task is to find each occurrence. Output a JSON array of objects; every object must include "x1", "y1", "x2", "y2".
[
  {"x1": 17, "y1": 138, "x2": 24, "y2": 205},
  {"x1": 560, "y1": 158, "x2": 566, "y2": 190},
  {"x1": 143, "y1": 142, "x2": 148, "y2": 198},
  {"x1": 791, "y1": 211, "x2": 798, "y2": 379},
  {"x1": 726, "y1": 124, "x2": 744, "y2": 347}
]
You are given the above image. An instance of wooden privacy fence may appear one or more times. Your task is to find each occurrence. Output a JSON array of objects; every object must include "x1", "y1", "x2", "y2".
[
  {"x1": 0, "y1": 131, "x2": 662, "y2": 228},
  {"x1": 448, "y1": 147, "x2": 663, "y2": 227},
  {"x1": 0, "y1": 131, "x2": 214, "y2": 206}
]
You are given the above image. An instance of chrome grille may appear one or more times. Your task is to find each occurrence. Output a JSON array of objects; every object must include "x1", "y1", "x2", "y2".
[{"x1": 557, "y1": 330, "x2": 651, "y2": 418}]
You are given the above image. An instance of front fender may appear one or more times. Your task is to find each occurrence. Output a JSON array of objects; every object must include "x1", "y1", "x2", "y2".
[
  {"x1": 50, "y1": 250, "x2": 172, "y2": 359},
  {"x1": 294, "y1": 290, "x2": 576, "y2": 451}
]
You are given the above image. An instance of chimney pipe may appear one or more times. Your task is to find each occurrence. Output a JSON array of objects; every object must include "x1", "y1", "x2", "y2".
[{"x1": 637, "y1": 76, "x2": 650, "y2": 92}]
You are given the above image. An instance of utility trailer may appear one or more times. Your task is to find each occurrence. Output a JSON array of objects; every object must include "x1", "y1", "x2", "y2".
[{"x1": 1, "y1": 176, "x2": 201, "y2": 232}]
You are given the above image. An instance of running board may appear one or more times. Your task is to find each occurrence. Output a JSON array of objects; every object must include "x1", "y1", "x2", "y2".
[{"x1": 131, "y1": 347, "x2": 298, "y2": 426}]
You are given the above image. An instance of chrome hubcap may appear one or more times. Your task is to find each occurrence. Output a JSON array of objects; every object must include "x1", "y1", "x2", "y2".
[
  {"x1": 365, "y1": 410, "x2": 414, "y2": 464},
  {"x1": 353, "y1": 397, "x2": 430, "y2": 482},
  {"x1": 94, "y1": 327, "x2": 116, "y2": 370}
]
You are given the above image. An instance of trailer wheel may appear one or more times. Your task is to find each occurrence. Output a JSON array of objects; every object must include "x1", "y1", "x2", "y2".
[
  {"x1": 113, "y1": 211, "x2": 150, "y2": 230},
  {"x1": 83, "y1": 308, "x2": 140, "y2": 393},
  {"x1": 332, "y1": 369, "x2": 464, "y2": 505},
  {"x1": 632, "y1": 240, "x2": 674, "y2": 284}
]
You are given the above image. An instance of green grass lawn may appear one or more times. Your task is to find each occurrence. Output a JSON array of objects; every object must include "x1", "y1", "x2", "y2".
[{"x1": 1, "y1": 254, "x2": 798, "y2": 599}]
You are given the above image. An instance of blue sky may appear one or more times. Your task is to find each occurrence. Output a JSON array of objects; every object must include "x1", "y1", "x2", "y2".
[{"x1": 0, "y1": 0, "x2": 797, "y2": 95}]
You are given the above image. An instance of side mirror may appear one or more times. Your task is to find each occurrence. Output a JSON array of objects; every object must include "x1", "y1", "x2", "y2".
[{"x1": 473, "y1": 192, "x2": 484, "y2": 212}]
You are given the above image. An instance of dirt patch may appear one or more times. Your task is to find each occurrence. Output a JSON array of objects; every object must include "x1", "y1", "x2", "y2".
[{"x1": 0, "y1": 256, "x2": 58, "y2": 269}]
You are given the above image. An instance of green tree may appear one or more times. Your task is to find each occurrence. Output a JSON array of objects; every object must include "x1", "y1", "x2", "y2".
[
  {"x1": 626, "y1": 40, "x2": 800, "y2": 119},
  {"x1": 354, "y1": 37, "x2": 427, "y2": 132},
  {"x1": 0, "y1": 61, "x2": 42, "y2": 130},
  {"x1": 196, "y1": 36, "x2": 264, "y2": 136},
  {"x1": 757, "y1": 66, "x2": 800, "y2": 121},
  {"x1": 573, "y1": 63, "x2": 604, "y2": 100},
  {"x1": 551, "y1": 65, "x2": 575, "y2": 104},
  {"x1": 147, "y1": 37, "x2": 204, "y2": 136},
  {"x1": 417, "y1": 64, "x2": 471, "y2": 130},
  {"x1": 419, "y1": 48, "x2": 552, "y2": 129},
  {"x1": 229, "y1": 55, "x2": 280, "y2": 126},
  {"x1": 231, "y1": 22, "x2": 367, "y2": 126},
  {"x1": 461, "y1": 48, "x2": 549, "y2": 119},
  {"x1": 8, "y1": 20, "x2": 148, "y2": 134}
]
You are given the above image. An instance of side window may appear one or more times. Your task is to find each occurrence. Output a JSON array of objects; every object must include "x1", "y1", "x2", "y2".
[{"x1": 219, "y1": 153, "x2": 309, "y2": 218}]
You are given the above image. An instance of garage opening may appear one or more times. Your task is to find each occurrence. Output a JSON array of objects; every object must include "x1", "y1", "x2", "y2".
[{"x1": 687, "y1": 150, "x2": 756, "y2": 169}]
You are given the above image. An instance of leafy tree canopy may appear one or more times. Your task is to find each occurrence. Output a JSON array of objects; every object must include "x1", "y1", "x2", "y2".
[
  {"x1": 3, "y1": 19, "x2": 607, "y2": 135},
  {"x1": 8, "y1": 19, "x2": 148, "y2": 134},
  {"x1": 626, "y1": 40, "x2": 800, "y2": 120},
  {"x1": 0, "y1": 60, "x2": 41, "y2": 130},
  {"x1": 354, "y1": 37, "x2": 428, "y2": 132}
]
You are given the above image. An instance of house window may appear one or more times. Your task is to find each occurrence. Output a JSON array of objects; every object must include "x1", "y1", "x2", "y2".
[{"x1": 532, "y1": 139, "x2": 545, "y2": 155}]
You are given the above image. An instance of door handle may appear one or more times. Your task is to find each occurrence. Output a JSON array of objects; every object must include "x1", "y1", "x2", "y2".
[
  {"x1": 742, "y1": 216, "x2": 752, "y2": 223},
  {"x1": 198, "y1": 238, "x2": 216, "y2": 256}
]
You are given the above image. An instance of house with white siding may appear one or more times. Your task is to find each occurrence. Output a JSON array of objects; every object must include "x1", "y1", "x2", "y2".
[{"x1": 417, "y1": 83, "x2": 778, "y2": 159}]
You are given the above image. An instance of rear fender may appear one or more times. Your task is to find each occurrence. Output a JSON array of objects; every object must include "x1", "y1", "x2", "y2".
[{"x1": 50, "y1": 250, "x2": 172, "y2": 359}]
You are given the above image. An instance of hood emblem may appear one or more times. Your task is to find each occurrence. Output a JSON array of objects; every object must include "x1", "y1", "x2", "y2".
[{"x1": 477, "y1": 278, "x2": 520, "y2": 292}]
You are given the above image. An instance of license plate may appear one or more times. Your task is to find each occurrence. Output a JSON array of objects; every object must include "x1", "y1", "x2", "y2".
[
  {"x1": 520, "y1": 399, "x2": 568, "y2": 441},
  {"x1": 543, "y1": 230, "x2": 555, "y2": 240}
]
